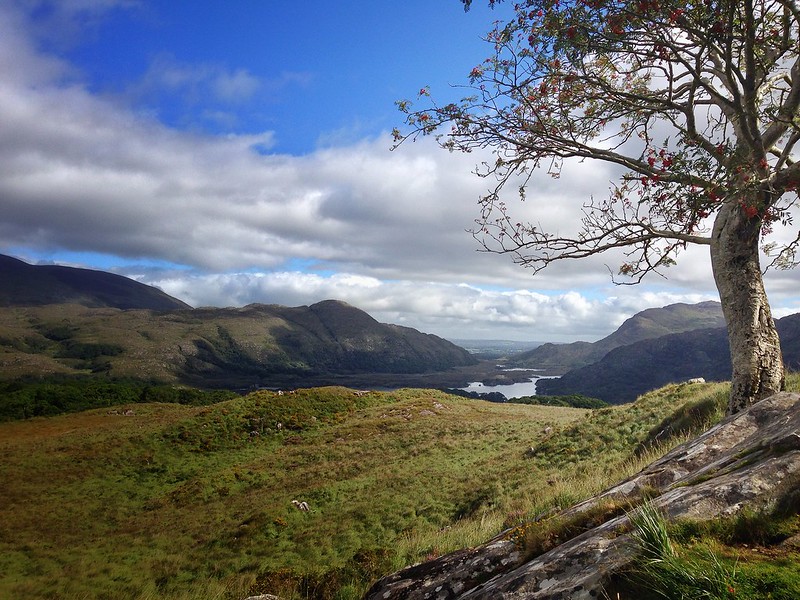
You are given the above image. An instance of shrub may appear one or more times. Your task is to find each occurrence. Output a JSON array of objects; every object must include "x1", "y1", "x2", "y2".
[
  {"x1": 0, "y1": 377, "x2": 238, "y2": 420},
  {"x1": 512, "y1": 394, "x2": 609, "y2": 409}
]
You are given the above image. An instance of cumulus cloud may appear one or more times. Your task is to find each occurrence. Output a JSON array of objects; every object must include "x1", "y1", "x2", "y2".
[
  {"x1": 136, "y1": 269, "x2": 720, "y2": 342},
  {"x1": 1, "y1": 1, "x2": 797, "y2": 342}
]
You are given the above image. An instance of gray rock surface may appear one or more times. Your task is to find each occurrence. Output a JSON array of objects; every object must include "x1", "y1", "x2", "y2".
[{"x1": 364, "y1": 392, "x2": 800, "y2": 600}]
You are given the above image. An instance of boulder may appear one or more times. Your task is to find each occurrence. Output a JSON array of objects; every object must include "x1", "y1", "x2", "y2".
[{"x1": 364, "y1": 392, "x2": 800, "y2": 600}]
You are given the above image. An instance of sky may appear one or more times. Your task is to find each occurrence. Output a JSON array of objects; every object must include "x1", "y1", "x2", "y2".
[{"x1": 2, "y1": 0, "x2": 799, "y2": 343}]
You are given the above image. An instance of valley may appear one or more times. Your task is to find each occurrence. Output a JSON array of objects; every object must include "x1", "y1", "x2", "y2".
[
  {"x1": 4, "y1": 254, "x2": 800, "y2": 405},
  {"x1": 1, "y1": 255, "x2": 799, "y2": 599}
]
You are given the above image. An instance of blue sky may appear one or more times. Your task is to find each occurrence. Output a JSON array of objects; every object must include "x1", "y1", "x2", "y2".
[
  {"x1": 50, "y1": 2, "x2": 500, "y2": 154},
  {"x1": 2, "y1": 0, "x2": 798, "y2": 342}
]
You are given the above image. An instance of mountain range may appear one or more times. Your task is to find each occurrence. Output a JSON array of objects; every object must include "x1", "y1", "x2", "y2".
[
  {"x1": 508, "y1": 300, "x2": 727, "y2": 372},
  {"x1": 3, "y1": 253, "x2": 799, "y2": 403},
  {"x1": 536, "y1": 310, "x2": 800, "y2": 404},
  {"x1": 0, "y1": 255, "x2": 475, "y2": 388}
]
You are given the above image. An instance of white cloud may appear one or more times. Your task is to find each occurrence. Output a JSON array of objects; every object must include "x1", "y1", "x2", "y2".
[
  {"x1": 136, "y1": 269, "x2": 722, "y2": 342},
  {"x1": 1, "y1": 0, "x2": 798, "y2": 343},
  {"x1": 135, "y1": 54, "x2": 263, "y2": 106},
  {"x1": 212, "y1": 68, "x2": 261, "y2": 102}
]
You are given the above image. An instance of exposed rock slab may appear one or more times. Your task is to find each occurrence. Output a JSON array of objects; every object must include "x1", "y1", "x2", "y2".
[
  {"x1": 365, "y1": 540, "x2": 522, "y2": 600},
  {"x1": 364, "y1": 392, "x2": 800, "y2": 600}
]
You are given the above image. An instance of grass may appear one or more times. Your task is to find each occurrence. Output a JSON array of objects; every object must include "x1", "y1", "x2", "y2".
[
  {"x1": 609, "y1": 381, "x2": 800, "y2": 600},
  {"x1": 0, "y1": 377, "x2": 796, "y2": 599},
  {"x1": 0, "y1": 387, "x2": 586, "y2": 599},
  {"x1": 615, "y1": 499, "x2": 800, "y2": 600}
]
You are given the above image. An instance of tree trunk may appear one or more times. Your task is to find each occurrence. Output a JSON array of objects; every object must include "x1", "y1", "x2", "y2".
[{"x1": 710, "y1": 200, "x2": 784, "y2": 415}]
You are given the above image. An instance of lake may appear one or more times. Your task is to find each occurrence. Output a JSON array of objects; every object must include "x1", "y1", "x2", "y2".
[{"x1": 460, "y1": 375, "x2": 559, "y2": 399}]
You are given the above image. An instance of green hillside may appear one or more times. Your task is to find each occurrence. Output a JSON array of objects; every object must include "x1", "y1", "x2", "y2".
[
  {"x1": 5, "y1": 379, "x2": 795, "y2": 600},
  {"x1": 0, "y1": 302, "x2": 476, "y2": 388}
]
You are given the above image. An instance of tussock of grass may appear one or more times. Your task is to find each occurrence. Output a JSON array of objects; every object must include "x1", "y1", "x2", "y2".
[
  {"x1": 629, "y1": 501, "x2": 675, "y2": 562},
  {"x1": 2, "y1": 377, "x2": 794, "y2": 599},
  {"x1": 611, "y1": 452, "x2": 800, "y2": 600},
  {"x1": 619, "y1": 501, "x2": 800, "y2": 600}
]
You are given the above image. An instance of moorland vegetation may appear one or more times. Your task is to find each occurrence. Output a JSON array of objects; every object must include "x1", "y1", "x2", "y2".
[
  {"x1": 2, "y1": 377, "x2": 799, "y2": 599},
  {"x1": 0, "y1": 300, "x2": 477, "y2": 389}
]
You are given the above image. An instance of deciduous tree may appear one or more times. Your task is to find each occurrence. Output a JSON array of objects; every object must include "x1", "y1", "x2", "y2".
[{"x1": 396, "y1": 0, "x2": 800, "y2": 414}]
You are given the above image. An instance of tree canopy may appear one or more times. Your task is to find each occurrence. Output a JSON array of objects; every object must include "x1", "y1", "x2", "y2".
[{"x1": 396, "y1": 0, "x2": 800, "y2": 412}]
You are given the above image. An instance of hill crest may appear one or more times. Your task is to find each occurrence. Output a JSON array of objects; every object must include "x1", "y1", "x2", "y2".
[
  {"x1": 509, "y1": 301, "x2": 725, "y2": 372},
  {"x1": 0, "y1": 254, "x2": 191, "y2": 311}
]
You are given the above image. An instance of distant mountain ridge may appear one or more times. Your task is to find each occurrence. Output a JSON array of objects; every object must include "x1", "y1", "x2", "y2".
[
  {"x1": 537, "y1": 313, "x2": 800, "y2": 404},
  {"x1": 0, "y1": 254, "x2": 191, "y2": 311},
  {"x1": 180, "y1": 300, "x2": 478, "y2": 384},
  {"x1": 7, "y1": 253, "x2": 796, "y2": 401},
  {"x1": 509, "y1": 301, "x2": 726, "y2": 372},
  {"x1": 0, "y1": 255, "x2": 476, "y2": 387}
]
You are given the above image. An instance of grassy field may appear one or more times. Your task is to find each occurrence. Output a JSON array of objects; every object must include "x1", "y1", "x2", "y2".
[{"x1": 0, "y1": 380, "x2": 797, "y2": 599}]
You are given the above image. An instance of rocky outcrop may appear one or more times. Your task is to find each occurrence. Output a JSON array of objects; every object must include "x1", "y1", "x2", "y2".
[{"x1": 365, "y1": 392, "x2": 800, "y2": 600}]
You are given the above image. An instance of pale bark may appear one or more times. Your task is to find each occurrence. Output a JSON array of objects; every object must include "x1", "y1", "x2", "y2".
[{"x1": 710, "y1": 200, "x2": 785, "y2": 414}]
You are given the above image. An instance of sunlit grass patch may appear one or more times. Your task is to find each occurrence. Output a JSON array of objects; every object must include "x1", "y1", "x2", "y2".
[
  {"x1": 3, "y1": 377, "x2": 792, "y2": 599},
  {"x1": 614, "y1": 498, "x2": 800, "y2": 600}
]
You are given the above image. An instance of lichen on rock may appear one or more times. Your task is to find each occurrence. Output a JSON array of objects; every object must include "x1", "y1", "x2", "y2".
[{"x1": 364, "y1": 392, "x2": 800, "y2": 599}]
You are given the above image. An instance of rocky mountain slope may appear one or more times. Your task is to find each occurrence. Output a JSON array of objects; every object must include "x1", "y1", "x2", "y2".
[
  {"x1": 509, "y1": 301, "x2": 726, "y2": 372},
  {"x1": 538, "y1": 313, "x2": 800, "y2": 404},
  {"x1": 0, "y1": 254, "x2": 191, "y2": 310},
  {"x1": 365, "y1": 391, "x2": 800, "y2": 599}
]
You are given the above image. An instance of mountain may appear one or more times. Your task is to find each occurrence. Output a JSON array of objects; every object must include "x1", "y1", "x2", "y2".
[
  {"x1": 0, "y1": 254, "x2": 191, "y2": 310},
  {"x1": 537, "y1": 313, "x2": 800, "y2": 403},
  {"x1": 180, "y1": 300, "x2": 478, "y2": 384},
  {"x1": 508, "y1": 301, "x2": 726, "y2": 372},
  {"x1": 0, "y1": 301, "x2": 477, "y2": 387},
  {"x1": 0, "y1": 255, "x2": 477, "y2": 387}
]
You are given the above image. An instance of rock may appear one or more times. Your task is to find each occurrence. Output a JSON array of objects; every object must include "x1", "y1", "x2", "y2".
[
  {"x1": 362, "y1": 538, "x2": 522, "y2": 599},
  {"x1": 291, "y1": 500, "x2": 310, "y2": 512},
  {"x1": 364, "y1": 392, "x2": 800, "y2": 600},
  {"x1": 780, "y1": 533, "x2": 800, "y2": 550}
]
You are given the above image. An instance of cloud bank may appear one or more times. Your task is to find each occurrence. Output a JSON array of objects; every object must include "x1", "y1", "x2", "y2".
[{"x1": 1, "y1": 1, "x2": 797, "y2": 342}]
